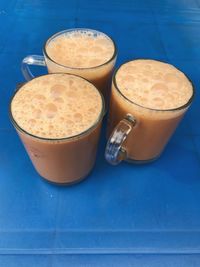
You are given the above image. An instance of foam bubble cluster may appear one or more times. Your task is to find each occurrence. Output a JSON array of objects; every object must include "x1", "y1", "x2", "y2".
[
  {"x1": 116, "y1": 59, "x2": 193, "y2": 110},
  {"x1": 11, "y1": 74, "x2": 103, "y2": 139},
  {"x1": 46, "y1": 30, "x2": 115, "y2": 68}
]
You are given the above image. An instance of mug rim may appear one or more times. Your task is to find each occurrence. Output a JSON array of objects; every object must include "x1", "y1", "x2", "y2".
[
  {"x1": 10, "y1": 73, "x2": 105, "y2": 142},
  {"x1": 113, "y1": 59, "x2": 195, "y2": 112},
  {"x1": 43, "y1": 28, "x2": 117, "y2": 70}
]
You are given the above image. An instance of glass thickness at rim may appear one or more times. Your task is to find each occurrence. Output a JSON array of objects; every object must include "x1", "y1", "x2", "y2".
[
  {"x1": 43, "y1": 28, "x2": 117, "y2": 70},
  {"x1": 113, "y1": 59, "x2": 195, "y2": 112},
  {"x1": 9, "y1": 73, "x2": 105, "y2": 142}
]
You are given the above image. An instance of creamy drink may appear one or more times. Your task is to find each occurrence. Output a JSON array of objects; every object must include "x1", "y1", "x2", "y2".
[
  {"x1": 22, "y1": 29, "x2": 117, "y2": 105},
  {"x1": 10, "y1": 73, "x2": 104, "y2": 184},
  {"x1": 106, "y1": 59, "x2": 194, "y2": 164},
  {"x1": 46, "y1": 30, "x2": 115, "y2": 69}
]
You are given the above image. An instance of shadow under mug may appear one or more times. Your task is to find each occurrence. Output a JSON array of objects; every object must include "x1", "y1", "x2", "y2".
[
  {"x1": 105, "y1": 61, "x2": 195, "y2": 165},
  {"x1": 21, "y1": 28, "x2": 117, "y2": 105}
]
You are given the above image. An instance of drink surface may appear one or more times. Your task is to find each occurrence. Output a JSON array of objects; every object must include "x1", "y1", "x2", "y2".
[
  {"x1": 115, "y1": 59, "x2": 193, "y2": 110},
  {"x1": 11, "y1": 74, "x2": 102, "y2": 139},
  {"x1": 46, "y1": 29, "x2": 115, "y2": 68}
]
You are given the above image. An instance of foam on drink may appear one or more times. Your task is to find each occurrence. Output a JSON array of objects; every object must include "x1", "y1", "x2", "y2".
[
  {"x1": 108, "y1": 59, "x2": 194, "y2": 161},
  {"x1": 46, "y1": 29, "x2": 115, "y2": 68},
  {"x1": 11, "y1": 74, "x2": 103, "y2": 139},
  {"x1": 115, "y1": 59, "x2": 193, "y2": 110}
]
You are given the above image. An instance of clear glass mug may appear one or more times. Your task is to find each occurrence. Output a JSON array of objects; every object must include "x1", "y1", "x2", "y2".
[
  {"x1": 105, "y1": 61, "x2": 194, "y2": 165},
  {"x1": 10, "y1": 73, "x2": 105, "y2": 185},
  {"x1": 22, "y1": 28, "x2": 117, "y2": 105}
]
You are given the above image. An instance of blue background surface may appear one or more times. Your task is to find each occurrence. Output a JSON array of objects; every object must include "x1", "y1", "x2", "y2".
[{"x1": 0, "y1": 0, "x2": 200, "y2": 266}]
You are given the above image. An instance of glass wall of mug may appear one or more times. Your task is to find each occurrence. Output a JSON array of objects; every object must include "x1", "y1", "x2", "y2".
[
  {"x1": 105, "y1": 59, "x2": 194, "y2": 165},
  {"x1": 10, "y1": 73, "x2": 105, "y2": 185}
]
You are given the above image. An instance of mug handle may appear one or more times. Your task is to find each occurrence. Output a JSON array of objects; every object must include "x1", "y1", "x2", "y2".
[
  {"x1": 105, "y1": 114, "x2": 136, "y2": 165},
  {"x1": 21, "y1": 55, "x2": 46, "y2": 81}
]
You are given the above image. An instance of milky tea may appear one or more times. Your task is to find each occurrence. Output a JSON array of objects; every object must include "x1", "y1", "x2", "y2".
[
  {"x1": 44, "y1": 29, "x2": 116, "y2": 103},
  {"x1": 10, "y1": 73, "x2": 104, "y2": 184},
  {"x1": 106, "y1": 60, "x2": 194, "y2": 164}
]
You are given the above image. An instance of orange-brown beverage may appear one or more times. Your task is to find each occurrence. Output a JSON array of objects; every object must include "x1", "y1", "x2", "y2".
[
  {"x1": 10, "y1": 73, "x2": 104, "y2": 184},
  {"x1": 22, "y1": 29, "x2": 117, "y2": 105},
  {"x1": 105, "y1": 59, "x2": 194, "y2": 164}
]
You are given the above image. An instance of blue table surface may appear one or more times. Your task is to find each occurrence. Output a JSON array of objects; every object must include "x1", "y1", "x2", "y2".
[{"x1": 1, "y1": 0, "x2": 200, "y2": 266}]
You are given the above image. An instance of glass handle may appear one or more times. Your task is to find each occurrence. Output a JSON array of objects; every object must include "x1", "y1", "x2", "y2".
[
  {"x1": 21, "y1": 55, "x2": 46, "y2": 81},
  {"x1": 105, "y1": 114, "x2": 136, "y2": 165}
]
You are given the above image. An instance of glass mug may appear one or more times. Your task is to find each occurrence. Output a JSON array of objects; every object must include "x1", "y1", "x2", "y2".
[
  {"x1": 105, "y1": 59, "x2": 194, "y2": 165},
  {"x1": 10, "y1": 73, "x2": 105, "y2": 185},
  {"x1": 22, "y1": 28, "x2": 117, "y2": 105}
]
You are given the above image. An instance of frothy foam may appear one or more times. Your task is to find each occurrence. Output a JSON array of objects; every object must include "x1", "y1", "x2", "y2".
[
  {"x1": 115, "y1": 60, "x2": 193, "y2": 110},
  {"x1": 46, "y1": 30, "x2": 115, "y2": 68},
  {"x1": 11, "y1": 74, "x2": 103, "y2": 139}
]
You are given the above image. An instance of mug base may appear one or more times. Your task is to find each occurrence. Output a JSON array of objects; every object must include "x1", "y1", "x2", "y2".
[
  {"x1": 39, "y1": 172, "x2": 90, "y2": 187},
  {"x1": 125, "y1": 154, "x2": 160, "y2": 164}
]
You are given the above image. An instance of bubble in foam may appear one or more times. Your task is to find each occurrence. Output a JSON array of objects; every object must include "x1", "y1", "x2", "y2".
[
  {"x1": 141, "y1": 97, "x2": 148, "y2": 103},
  {"x1": 69, "y1": 79, "x2": 74, "y2": 86},
  {"x1": 28, "y1": 119, "x2": 36, "y2": 126},
  {"x1": 124, "y1": 75, "x2": 135, "y2": 83},
  {"x1": 18, "y1": 99, "x2": 25, "y2": 106},
  {"x1": 49, "y1": 125, "x2": 54, "y2": 130},
  {"x1": 90, "y1": 46, "x2": 103, "y2": 53},
  {"x1": 144, "y1": 64, "x2": 152, "y2": 70},
  {"x1": 45, "y1": 103, "x2": 58, "y2": 119},
  {"x1": 88, "y1": 58, "x2": 102, "y2": 67},
  {"x1": 165, "y1": 94, "x2": 174, "y2": 102},
  {"x1": 41, "y1": 80, "x2": 50, "y2": 85},
  {"x1": 86, "y1": 117, "x2": 94, "y2": 124},
  {"x1": 65, "y1": 119, "x2": 74, "y2": 126},
  {"x1": 152, "y1": 97, "x2": 164, "y2": 107},
  {"x1": 164, "y1": 73, "x2": 180, "y2": 83},
  {"x1": 66, "y1": 89, "x2": 76, "y2": 98},
  {"x1": 151, "y1": 83, "x2": 168, "y2": 92},
  {"x1": 33, "y1": 109, "x2": 42, "y2": 119},
  {"x1": 142, "y1": 70, "x2": 152, "y2": 77},
  {"x1": 66, "y1": 129, "x2": 72, "y2": 136},
  {"x1": 34, "y1": 94, "x2": 46, "y2": 100},
  {"x1": 73, "y1": 59, "x2": 83, "y2": 66},
  {"x1": 88, "y1": 107, "x2": 95, "y2": 113},
  {"x1": 23, "y1": 92, "x2": 31, "y2": 99},
  {"x1": 54, "y1": 97, "x2": 64, "y2": 103},
  {"x1": 128, "y1": 65, "x2": 138, "y2": 73},
  {"x1": 172, "y1": 92, "x2": 179, "y2": 99},
  {"x1": 74, "y1": 113, "x2": 83, "y2": 121},
  {"x1": 79, "y1": 47, "x2": 89, "y2": 53},
  {"x1": 50, "y1": 84, "x2": 65, "y2": 97},
  {"x1": 153, "y1": 73, "x2": 163, "y2": 80},
  {"x1": 59, "y1": 117, "x2": 65, "y2": 122}
]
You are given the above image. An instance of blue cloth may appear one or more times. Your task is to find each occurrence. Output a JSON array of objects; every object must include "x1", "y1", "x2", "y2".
[{"x1": 0, "y1": 0, "x2": 200, "y2": 265}]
